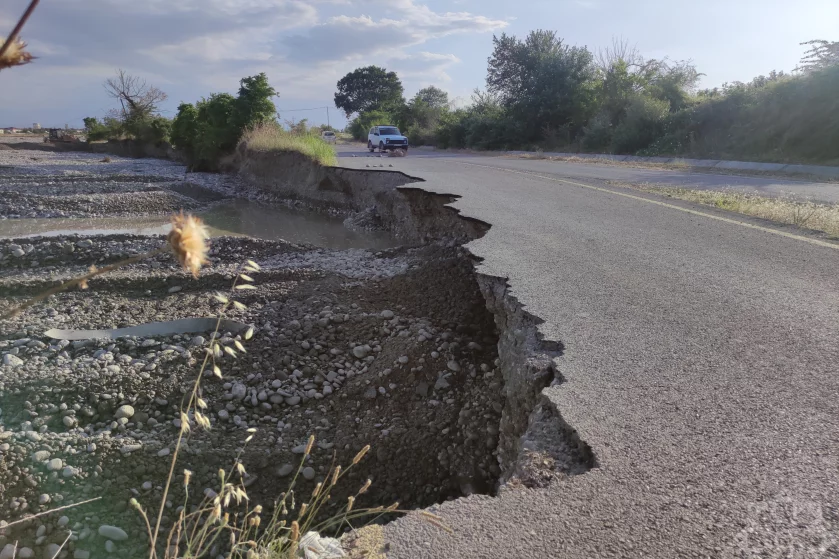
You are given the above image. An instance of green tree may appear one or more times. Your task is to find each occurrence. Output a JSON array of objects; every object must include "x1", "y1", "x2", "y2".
[
  {"x1": 486, "y1": 30, "x2": 598, "y2": 143},
  {"x1": 233, "y1": 72, "x2": 278, "y2": 131},
  {"x1": 170, "y1": 103, "x2": 199, "y2": 153},
  {"x1": 192, "y1": 93, "x2": 238, "y2": 168},
  {"x1": 334, "y1": 66, "x2": 404, "y2": 117},
  {"x1": 798, "y1": 40, "x2": 839, "y2": 73},
  {"x1": 415, "y1": 86, "x2": 449, "y2": 109}
]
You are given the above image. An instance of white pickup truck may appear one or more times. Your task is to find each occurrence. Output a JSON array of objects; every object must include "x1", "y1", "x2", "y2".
[
  {"x1": 367, "y1": 125, "x2": 408, "y2": 153},
  {"x1": 321, "y1": 130, "x2": 336, "y2": 144}
]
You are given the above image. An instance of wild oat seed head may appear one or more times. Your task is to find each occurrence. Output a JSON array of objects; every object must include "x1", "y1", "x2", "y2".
[
  {"x1": 352, "y1": 445, "x2": 370, "y2": 465},
  {"x1": 291, "y1": 521, "x2": 300, "y2": 543},
  {"x1": 346, "y1": 496, "x2": 355, "y2": 512},
  {"x1": 311, "y1": 482, "x2": 322, "y2": 499},
  {"x1": 183, "y1": 469, "x2": 193, "y2": 487},
  {"x1": 331, "y1": 466, "x2": 342, "y2": 486},
  {"x1": 358, "y1": 478, "x2": 372, "y2": 495},
  {"x1": 167, "y1": 211, "x2": 209, "y2": 277},
  {"x1": 304, "y1": 435, "x2": 315, "y2": 456},
  {"x1": 0, "y1": 37, "x2": 35, "y2": 70}
]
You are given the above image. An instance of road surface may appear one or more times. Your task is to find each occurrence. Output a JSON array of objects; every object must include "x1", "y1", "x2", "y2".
[
  {"x1": 338, "y1": 146, "x2": 839, "y2": 203},
  {"x1": 338, "y1": 150, "x2": 839, "y2": 558}
]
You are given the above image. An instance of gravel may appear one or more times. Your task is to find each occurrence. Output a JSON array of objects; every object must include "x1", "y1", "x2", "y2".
[{"x1": 0, "y1": 144, "x2": 506, "y2": 559}]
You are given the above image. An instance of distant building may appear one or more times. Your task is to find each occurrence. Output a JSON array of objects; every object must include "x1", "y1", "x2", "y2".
[
  {"x1": 2, "y1": 127, "x2": 20, "y2": 133},
  {"x1": 33, "y1": 123, "x2": 41, "y2": 130}
]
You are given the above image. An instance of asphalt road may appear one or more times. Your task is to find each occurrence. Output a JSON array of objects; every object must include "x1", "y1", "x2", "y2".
[
  {"x1": 338, "y1": 150, "x2": 839, "y2": 558},
  {"x1": 338, "y1": 146, "x2": 839, "y2": 202}
]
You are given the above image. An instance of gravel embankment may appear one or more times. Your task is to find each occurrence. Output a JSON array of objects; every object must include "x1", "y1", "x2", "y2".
[{"x1": 0, "y1": 143, "x2": 504, "y2": 558}]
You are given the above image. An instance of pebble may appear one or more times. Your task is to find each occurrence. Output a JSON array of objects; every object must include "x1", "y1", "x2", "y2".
[
  {"x1": 167, "y1": 286, "x2": 182, "y2": 293},
  {"x1": 231, "y1": 383, "x2": 247, "y2": 400},
  {"x1": 46, "y1": 458, "x2": 63, "y2": 471},
  {"x1": 33, "y1": 450, "x2": 50, "y2": 462},
  {"x1": 74, "y1": 551, "x2": 91, "y2": 559},
  {"x1": 447, "y1": 360, "x2": 462, "y2": 372},
  {"x1": 352, "y1": 345, "x2": 370, "y2": 359},
  {"x1": 302, "y1": 467, "x2": 315, "y2": 480},
  {"x1": 98, "y1": 525, "x2": 128, "y2": 541},
  {"x1": 58, "y1": 515, "x2": 69, "y2": 527},
  {"x1": 45, "y1": 544, "x2": 61, "y2": 558},
  {"x1": 2, "y1": 354, "x2": 24, "y2": 367},
  {"x1": 114, "y1": 405, "x2": 135, "y2": 419},
  {"x1": 381, "y1": 310, "x2": 394, "y2": 319},
  {"x1": 276, "y1": 464, "x2": 294, "y2": 477},
  {"x1": 190, "y1": 336, "x2": 205, "y2": 347},
  {"x1": 16, "y1": 548, "x2": 33, "y2": 559}
]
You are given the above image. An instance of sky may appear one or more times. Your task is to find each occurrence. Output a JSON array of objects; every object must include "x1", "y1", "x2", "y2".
[{"x1": 1, "y1": 0, "x2": 837, "y2": 129}]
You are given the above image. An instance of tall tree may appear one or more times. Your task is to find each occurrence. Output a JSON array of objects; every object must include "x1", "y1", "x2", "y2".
[
  {"x1": 415, "y1": 86, "x2": 449, "y2": 110},
  {"x1": 334, "y1": 66, "x2": 404, "y2": 117},
  {"x1": 233, "y1": 72, "x2": 278, "y2": 130},
  {"x1": 104, "y1": 69, "x2": 167, "y2": 120},
  {"x1": 486, "y1": 30, "x2": 597, "y2": 141},
  {"x1": 797, "y1": 40, "x2": 839, "y2": 73}
]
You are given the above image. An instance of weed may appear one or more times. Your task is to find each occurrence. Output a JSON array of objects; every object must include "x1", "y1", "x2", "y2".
[
  {"x1": 241, "y1": 124, "x2": 337, "y2": 167},
  {"x1": 615, "y1": 182, "x2": 839, "y2": 237}
]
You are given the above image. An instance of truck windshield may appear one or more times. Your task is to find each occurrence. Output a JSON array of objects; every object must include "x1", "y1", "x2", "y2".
[{"x1": 379, "y1": 127, "x2": 400, "y2": 135}]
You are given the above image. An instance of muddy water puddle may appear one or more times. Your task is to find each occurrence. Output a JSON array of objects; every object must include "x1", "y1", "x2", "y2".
[{"x1": 0, "y1": 199, "x2": 398, "y2": 250}]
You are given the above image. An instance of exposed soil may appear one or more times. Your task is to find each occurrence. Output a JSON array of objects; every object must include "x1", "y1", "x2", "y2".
[{"x1": 0, "y1": 144, "x2": 506, "y2": 558}]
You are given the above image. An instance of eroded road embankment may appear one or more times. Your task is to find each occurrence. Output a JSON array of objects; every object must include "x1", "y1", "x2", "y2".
[{"x1": 0, "y1": 145, "x2": 592, "y2": 558}]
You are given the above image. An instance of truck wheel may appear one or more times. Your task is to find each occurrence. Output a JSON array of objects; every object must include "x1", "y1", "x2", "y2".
[{"x1": 367, "y1": 141, "x2": 374, "y2": 152}]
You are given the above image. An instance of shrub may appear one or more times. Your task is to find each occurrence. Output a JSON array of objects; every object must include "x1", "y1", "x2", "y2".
[
  {"x1": 610, "y1": 95, "x2": 669, "y2": 154},
  {"x1": 581, "y1": 110, "x2": 613, "y2": 151}
]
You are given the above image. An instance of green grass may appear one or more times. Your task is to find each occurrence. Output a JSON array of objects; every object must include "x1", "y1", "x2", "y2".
[{"x1": 241, "y1": 124, "x2": 337, "y2": 166}]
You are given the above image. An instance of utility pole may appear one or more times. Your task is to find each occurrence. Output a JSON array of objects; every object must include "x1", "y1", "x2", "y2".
[{"x1": 326, "y1": 106, "x2": 330, "y2": 129}]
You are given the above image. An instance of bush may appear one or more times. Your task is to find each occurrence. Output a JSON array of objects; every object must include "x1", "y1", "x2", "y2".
[
  {"x1": 581, "y1": 111, "x2": 613, "y2": 151},
  {"x1": 610, "y1": 95, "x2": 669, "y2": 153}
]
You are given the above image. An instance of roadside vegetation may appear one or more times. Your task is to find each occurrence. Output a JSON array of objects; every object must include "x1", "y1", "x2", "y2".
[
  {"x1": 336, "y1": 35, "x2": 839, "y2": 165},
  {"x1": 614, "y1": 182, "x2": 839, "y2": 238},
  {"x1": 80, "y1": 71, "x2": 336, "y2": 171},
  {"x1": 241, "y1": 123, "x2": 337, "y2": 166}
]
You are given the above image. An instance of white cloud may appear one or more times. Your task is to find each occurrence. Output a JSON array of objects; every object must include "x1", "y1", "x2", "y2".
[
  {"x1": 279, "y1": 0, "x2": 507, "y2": 63},
  {"x1": 1, "y1": 0, "x2": 506, "y2": 126}
]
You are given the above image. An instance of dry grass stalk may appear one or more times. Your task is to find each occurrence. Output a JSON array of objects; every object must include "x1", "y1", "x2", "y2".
[
  {"x1": 621, "y1": 183, "x2": 839, "y2": 238},
  {"x1": 168, "y1": 211, "x2": 210, "y2": 277},
  {"x1": 0, "y1": 37, "x2": 33, "y2": 69},
  {"x1": 0, "y1": 0, "x2": 39, "y2": 71},
  {"x1": 1, "y1": 212, "x2": 209, "y2": 320}
]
